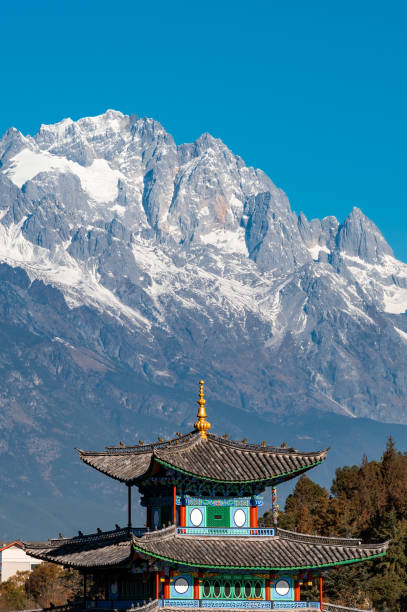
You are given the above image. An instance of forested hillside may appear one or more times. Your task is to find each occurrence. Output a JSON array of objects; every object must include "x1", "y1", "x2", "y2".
[{"x1": 262, "y1": 438, "x2": 407, "y2": 610}]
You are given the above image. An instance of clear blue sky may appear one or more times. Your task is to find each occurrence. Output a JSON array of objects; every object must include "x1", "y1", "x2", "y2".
[{"x1": 2, "y1": 0, "x2": 407, "y2": 259}]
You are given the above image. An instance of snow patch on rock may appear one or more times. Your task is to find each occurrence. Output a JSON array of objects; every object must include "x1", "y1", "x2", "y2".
[
  {"x1": 5, "y1": 149, "x2": 124, "y2": 203},
  {"x1": 308, "y1": 244, "x2": 330, "y2": 260},
  {"x1": 200, "y1": 227, "x2": 248, "y2": 254}
]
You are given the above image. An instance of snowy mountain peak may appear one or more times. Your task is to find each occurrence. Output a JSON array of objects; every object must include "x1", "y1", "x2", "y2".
[
  {"x1": 0, "y1": 110, "x2": 406, "y2": 430},
  {"x1": 0, "y1": 111, "x2": 401, "y2": 269},
  {"x1": 0, "y1": 127, "x2": 33, "y2": 166},
  {"x1": 37, "y1": 109, "x2": 127, "y2": 141}
]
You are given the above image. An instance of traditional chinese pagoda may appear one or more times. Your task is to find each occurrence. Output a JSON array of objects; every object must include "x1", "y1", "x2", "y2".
[{"x1": 25, "y1": 381, "x2": 388, "y2": 611}]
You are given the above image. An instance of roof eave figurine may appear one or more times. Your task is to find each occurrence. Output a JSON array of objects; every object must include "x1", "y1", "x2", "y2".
[{"x1": 194, "y1": 379, "x2": 211, "y2": 439}]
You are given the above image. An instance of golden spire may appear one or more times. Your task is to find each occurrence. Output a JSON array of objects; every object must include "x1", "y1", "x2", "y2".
[{"x1": 194, "y1": 379, "x2": 211, "y2": 439}]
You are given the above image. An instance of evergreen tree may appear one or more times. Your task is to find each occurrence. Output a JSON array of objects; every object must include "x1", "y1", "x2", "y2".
[{"x1": 262, "y1": 437, "x2": 407, "y2": 610}]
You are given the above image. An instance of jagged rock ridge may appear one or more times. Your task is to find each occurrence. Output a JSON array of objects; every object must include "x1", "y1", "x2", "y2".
[{"x1": 1, "y1": 110, "x2": 407, "y2": 537}]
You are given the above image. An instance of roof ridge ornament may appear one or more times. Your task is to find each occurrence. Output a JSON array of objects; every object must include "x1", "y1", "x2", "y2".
[{"x1": 194, "y1": 379, "x2": 211, "y2": 439}]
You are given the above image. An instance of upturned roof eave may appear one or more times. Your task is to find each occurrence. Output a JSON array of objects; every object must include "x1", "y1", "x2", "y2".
[
  {"x1": 22, "y1": 541, "x2": 135, "y2": 570},
  {"x1": 22, "y1": 551, "x2": 134, "y2": 570},
  {"x1": 131, "y1": 544, "x2": 387, "y2": 572},
  {"x1": 77, "y1": 448, "x2": 157, "y2": 485},
  {"x1": 131, "y1": 526, "x2": 389, "y2": 571},
  {"x1": 22, "y1": 527, "x2": 389, "y2": 572},
  {"x1": 77, "y1": 444, "x2": 328, "y2": 486}
]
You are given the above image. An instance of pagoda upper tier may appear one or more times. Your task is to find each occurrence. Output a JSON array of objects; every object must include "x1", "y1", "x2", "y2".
[
  {"x1": 79, "y1": 380, "x2": 327, "y2": 491},
  {"x1": 78, "y1": 431, "x2": 327, "y2": 487}
]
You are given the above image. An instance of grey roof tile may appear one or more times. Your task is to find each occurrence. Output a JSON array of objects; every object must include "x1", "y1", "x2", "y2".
[
  {"x1": 24, "y1": 526, "x2": 388, "y2": 571},
  {"x1": 131, "y1": 526, "x2": 388, "y2": 570},
  {"x1": 79, "y1": 432, "x2": 328, "y2": 485}
]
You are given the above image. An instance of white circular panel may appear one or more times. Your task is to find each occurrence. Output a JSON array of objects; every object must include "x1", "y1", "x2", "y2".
[
  {"x1": 190, "y1": 507, "x2": 203, "y2": 526},
  {"x1": 174, "y1": 577, "x2": 189, "y2": 594},
  {"x1": 233, "y1": 508, "x2": 246, "y2": 527},
  {"x1": 275, "y1": 579, "x2": 290, "y2": 596}
]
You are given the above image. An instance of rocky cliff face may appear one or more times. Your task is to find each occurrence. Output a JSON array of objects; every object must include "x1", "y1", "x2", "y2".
[{"x1": 1, "y1": 110, "x2": 407, "y2": 537}]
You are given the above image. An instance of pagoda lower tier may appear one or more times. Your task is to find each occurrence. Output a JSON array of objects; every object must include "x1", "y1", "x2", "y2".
[{"x1": 24, "y1": 525, "x2": 388, "y2": 610}]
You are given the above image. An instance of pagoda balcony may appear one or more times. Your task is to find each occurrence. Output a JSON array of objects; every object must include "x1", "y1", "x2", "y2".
[
  {"x1": 159, "y1": 600, "x2": 320, "y2": 609},
  {"x1": 127, "y1": 527, "x2": 276, "y2": 537},
  {"x1": 85, "y1": 600, "x2": 321, "y2": 610},
  {"x1": 160, "y1": 599, "x2": 320, "y2": 609},
  {"x1": 176, "y1": 527, "x2": 275, "y2": 536}
]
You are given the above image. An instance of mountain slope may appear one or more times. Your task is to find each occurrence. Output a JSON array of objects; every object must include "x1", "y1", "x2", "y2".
[{"x1": 1, "y1": 110, "x2": 407, "y2": 538}]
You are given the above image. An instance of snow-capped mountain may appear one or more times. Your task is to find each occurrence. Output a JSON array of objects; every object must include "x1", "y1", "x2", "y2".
[{"x1": 1, "y1": 110, "x2": 407, "y2": 537}]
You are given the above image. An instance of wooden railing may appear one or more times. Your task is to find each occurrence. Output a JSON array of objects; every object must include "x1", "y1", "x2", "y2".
[
  {"x1": 159, "y1": 600, "x2": 320, "y2": 609},
  {"x1": 176, "y1": 527, "x2": 275, "y2": 537}
]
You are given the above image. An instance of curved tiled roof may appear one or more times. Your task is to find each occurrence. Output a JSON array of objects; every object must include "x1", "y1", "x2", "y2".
[
  {"x1": 24, "y1": 526, "x2": 388, "y2": 571},
  {"x1": 79, "y1": 431, "x2": 328, "y2": 485},
  {"x1": 275, "y1": 528, "x2": 363, "y2": 547},
  {"x1": 132, "y1": 526, "x2": 388, "y2": 571},
  {"x1": 24, "y1": 528, "x2": 134, "y2": 569},
  {"x1": 133, "y1": 526, "x2": 388, "y2": 570}
]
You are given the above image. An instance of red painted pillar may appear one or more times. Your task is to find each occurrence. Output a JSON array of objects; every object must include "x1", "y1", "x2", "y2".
[
  {"x1": 195, "y1": 570, "x2": 202, "y2": 600},
  {"x1": 180, "y1": 505, "x2": 186, "y2": 528},
  {"x1": 155, "y1": 572, "x2": 159, "y2": 600},
  {"x1": 164, "y1": 576, "x2": 170, "y2": 599},
  {"x1": 194, "y1": 577, "x2": 200, "y2": 599},
  {"x1": 250, "y1": 505, "x2": 258, "y2": 527},
  {"x1": 294, "y1": 580, "x2": 301, "y2": 601},
  {"x1": 146, "y1": 507, "x2": 151, "y2": 528},
  {"x1": 265, "y1": 579, "x2": 271, "y2": 601},
  {"x1": 319, "y1": 575, "x2": 323, "y2": 610},
  {"x1": 173, "y1": 485, "x2": 177, "y2": 525}
]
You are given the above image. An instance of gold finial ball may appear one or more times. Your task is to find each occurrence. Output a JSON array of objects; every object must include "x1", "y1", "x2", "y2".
[
  {"x1": 194, "y1": 418, "x2": 211, "y2": 438},
  {"x1": 194, "y1": 379, "x2": 211, "y2": 439}
]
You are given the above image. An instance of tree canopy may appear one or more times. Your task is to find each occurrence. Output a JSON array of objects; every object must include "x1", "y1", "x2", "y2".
[
  {"x1": 262, "y1": 437, "x2": 407, "y2": 610},
  {"x1": 0, "y1": 563, "x2": 81, "y2": 612}
]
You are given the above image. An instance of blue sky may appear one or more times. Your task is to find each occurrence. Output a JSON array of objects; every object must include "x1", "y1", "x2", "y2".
[{"x1": 2, "y1": 0, "x2": 407, "y2": 258}]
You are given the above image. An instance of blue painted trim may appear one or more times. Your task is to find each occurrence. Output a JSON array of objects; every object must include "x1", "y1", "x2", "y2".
[
  {"x1": 177, "y1": 527, "x2": 275, "y2": 536},
  {"x1": 200, "y1": 600, "x2": 270, "y2": 609},
  {"x1": 177, "y1": 496, "x2": 264, "y2": 507},
  {"x1": 161, "y1": 601, "x2": 199, "y2": 608},
  {"x1": 157, "y1": 601, "x2": 320, "y2": 609}
]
